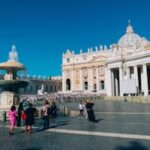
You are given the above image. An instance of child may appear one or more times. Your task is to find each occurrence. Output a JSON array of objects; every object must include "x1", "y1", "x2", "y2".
[{"x1": 9, "y1": 105, "x2": 17, "y2": 135}]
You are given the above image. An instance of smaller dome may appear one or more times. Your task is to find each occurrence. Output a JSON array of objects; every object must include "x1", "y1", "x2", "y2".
[{"x1": 118, "y1": 23, "x2": 149, "y2": 48}]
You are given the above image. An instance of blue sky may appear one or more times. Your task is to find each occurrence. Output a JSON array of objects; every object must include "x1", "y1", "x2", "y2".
[{"x1": 0, "y1": 0, "x2": 150, "y2": 77}]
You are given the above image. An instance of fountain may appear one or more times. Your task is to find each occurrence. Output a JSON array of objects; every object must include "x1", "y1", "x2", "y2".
[{"x1": 0, "y1": 45, "x2": 28, "y2": 110}]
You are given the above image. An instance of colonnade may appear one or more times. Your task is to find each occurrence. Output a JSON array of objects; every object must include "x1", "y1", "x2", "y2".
[{"x1": 107, "y1": 64, "x2": 149, "y2": 96}]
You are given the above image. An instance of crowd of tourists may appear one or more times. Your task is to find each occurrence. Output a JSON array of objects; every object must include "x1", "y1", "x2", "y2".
[
  {"x1": 8, "y1": 92, "x2": 98, "y2": 135},
  {"x1": 19, "y1": 92, "x2": 101, "y2": 104}
]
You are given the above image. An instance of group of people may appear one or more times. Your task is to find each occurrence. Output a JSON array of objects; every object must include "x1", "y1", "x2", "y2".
[
  {"x1": 8, "y1": 102, "x2": 36, "y2": 135},
  {"x1": 78, "y1": 99, "x2": 97, "y2": 123},
  {"x1": 8, "y1": 98, "x2": 96, "y2": 135},
  {"x1": 41, "y1": 100, "x2": 57, "y2": 130},
  {"x1": 8, "y1": 100, "x2": 57, "y2": 135}
]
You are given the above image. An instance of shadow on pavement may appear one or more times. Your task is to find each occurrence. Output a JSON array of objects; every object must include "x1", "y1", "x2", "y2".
[
  {"x1": 50, "y1": 121, "x2": 69, "y2": 128},
  {"x1": 95, "y1": 118, "x2": 103, "y2": 123},
  {"x1": 33, "y1": 121, "x2": 69, "y2": 133},
  {"x1": 19, "y1": 147, "x2": 43, "y2": 150},
  {"x1": 116, "y1": 141, "x2": 148, "y2": 150}
]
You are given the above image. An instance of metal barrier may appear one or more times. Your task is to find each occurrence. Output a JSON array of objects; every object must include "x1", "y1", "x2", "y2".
[{"x1": 59, "y1": 105, "x2": 69, "y2": 116}]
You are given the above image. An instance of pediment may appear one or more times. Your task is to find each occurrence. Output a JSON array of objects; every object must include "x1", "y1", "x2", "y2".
[{"x1": 89, "y1": 55, "x2": 106, "y2": 63}]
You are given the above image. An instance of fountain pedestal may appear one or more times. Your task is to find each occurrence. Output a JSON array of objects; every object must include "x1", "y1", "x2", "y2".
[
  {"x1": 0, "y1": 45, "x2": 28, "y2": 119},
  {"x1": 0, "y1": 91, "x2": 18, "y2": 109}
]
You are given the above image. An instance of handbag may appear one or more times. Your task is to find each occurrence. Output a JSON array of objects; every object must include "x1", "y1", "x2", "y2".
[{"x1": 21, "y1": 112, "x2": 27, "y2": 120}]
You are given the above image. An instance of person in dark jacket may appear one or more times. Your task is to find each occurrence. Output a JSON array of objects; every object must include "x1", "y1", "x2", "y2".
[
  {"x1": 25, "y1": 103, "x2": 36, "y2": 133},
  {"x1": 51, "y1": 101, "x2": 57, "y2": 124},
  {"x1": 17, "y1": 101, "x2": 24, "y2": 127},
  {"x1": 85, "y1": 99, "x2": 96, "y2": 123}
]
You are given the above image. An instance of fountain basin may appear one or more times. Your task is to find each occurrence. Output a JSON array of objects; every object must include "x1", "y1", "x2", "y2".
[{"x1": 0, "y1": 80, "x2": 29, "y2": 88}]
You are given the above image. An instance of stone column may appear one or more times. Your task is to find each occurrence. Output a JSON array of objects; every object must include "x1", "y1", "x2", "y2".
[
  {"x1": 111, "y1": 70, "x2": 114, "y2": 96},
  {"x1": 115, "y1": 75, "x2": 119, "y2": 96},
  {"x1": 71, "y1": 69, "x2": 74, "y2": 91},
  {"x1": 143, "y1": 64, "x2": 148, "y2": 96},
  {"x1": 126, "y1": 67, "x2": 130, "y2": 79},
  {"x1": 96, "y1": 67, "x2": 99, "y2": 92},
  {"x1": 114, "y1": 71, "x2": 119, "y2": 96},
  {"x1": 106, "y1": 68, "x2": 112, "y2": 96},
  {"x1": 119, "y1": 67, "x2": 123, "y2": 96},
  {"x1": 134, "y1": 65, "x2": 138, "y2": 92},
  {"x1": 62, "y1": 70, "x2": 66, "y2": 91},
  {"x1": 80, "y1": 68, "x2": 83, "y2": 91},
  {"x1": 91, "y1": 67, "x2": 93, "y2": 92},
  {"x1": 88, "y1": 67, "x2": 93, "y2": 92}
]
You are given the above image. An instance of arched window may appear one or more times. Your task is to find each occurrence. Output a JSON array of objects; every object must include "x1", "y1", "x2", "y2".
[
  {"x1": 51, "y1": 86, "x2": 53, "y2": 92},
  {"x1": 67, "y1": 58, "x2": 70, "y2": 63},
  {"x1": 45, "y1": 85, "x2": 48, "y2": 92},
  {"x1": 66, "y1": 79, "x2": 71, "y2": 91}
]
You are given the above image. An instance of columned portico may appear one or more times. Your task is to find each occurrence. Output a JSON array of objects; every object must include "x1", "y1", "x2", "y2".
[{"x1": 110, "y1": 68, "x2": 120, "y2": 96}]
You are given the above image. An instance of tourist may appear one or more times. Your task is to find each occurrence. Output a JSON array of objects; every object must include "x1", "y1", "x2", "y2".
[
  {"x1": 17, "y1": 101, "x2": 24, "y2": 127},
  {"x1": 42, "y1": 100, "x2": 51, "y2": 129},
  {"x1": 24, "y1": 103, "x2": 36, "y2": 133},
  {"x1": 83, "y1": 100, "x2": 88, "y2": 119},
  {"x1": 78, "y1": 101, "x2": 84, "y2": 119},
  {"x1": 9, "y1": 105, "x2": 17, "y2": 135},
  {"x1": 85, "y1": 99, "x2": 96, "y2": 123},
  {"x1": 51, "y1": 101, "x2": 57, "y2": 124}
]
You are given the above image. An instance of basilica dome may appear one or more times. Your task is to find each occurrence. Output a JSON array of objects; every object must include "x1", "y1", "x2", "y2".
[{"x1": 118, "y1": 23, "x2": 149, "y2": 48}]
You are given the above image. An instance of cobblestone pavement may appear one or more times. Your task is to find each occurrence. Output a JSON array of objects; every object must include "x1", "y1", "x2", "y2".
[{"x1": 1, "y1": 100, "x2": 150, "y2": 150}]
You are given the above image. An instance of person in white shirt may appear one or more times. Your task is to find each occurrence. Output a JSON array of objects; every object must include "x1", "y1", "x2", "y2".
[
  {"x1": 42, "y1": 101, "x2": 50, "y2": 129},
  {"x1": 79, "y1": 101, "x2": 84, "y2": 119}
]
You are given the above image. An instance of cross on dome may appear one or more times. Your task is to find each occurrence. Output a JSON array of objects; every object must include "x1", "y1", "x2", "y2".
[{"x1": 126, "y1": 20, "x2": 133, "y2": 33}]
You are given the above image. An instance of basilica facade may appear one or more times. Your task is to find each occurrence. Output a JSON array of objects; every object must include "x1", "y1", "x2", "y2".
[{"x1": 62, "y1": 23, "x2": 150, "y2": 96}]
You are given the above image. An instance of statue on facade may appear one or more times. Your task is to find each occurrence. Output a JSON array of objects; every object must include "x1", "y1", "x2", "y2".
[
  {"x1": 100, "y1": 45, "x2": 103, "y2": 50},
  {"x1": 95, "y1": 46, "x2": 98, "y2": 51}
]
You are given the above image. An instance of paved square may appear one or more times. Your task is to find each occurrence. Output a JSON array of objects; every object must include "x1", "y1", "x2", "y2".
[{"x1": 1, "y1": 100, "x2": 150, "y2": 150}]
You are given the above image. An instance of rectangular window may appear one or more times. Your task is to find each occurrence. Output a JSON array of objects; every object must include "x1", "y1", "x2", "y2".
[{"x1": 100, "y1": 81, "x2": 105, "y2": 90}]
